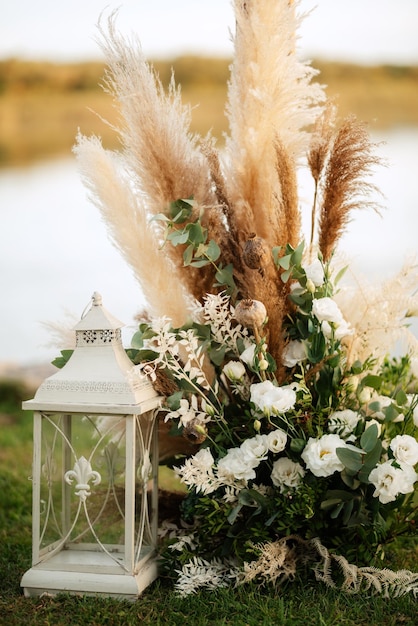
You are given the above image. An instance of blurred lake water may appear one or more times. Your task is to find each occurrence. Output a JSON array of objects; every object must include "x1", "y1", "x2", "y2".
[{"x1": 1, "y1": 127, "x2": 417, "y2": 365}]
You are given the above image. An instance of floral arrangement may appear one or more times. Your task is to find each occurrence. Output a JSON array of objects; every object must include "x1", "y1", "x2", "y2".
[
  {"x1": 136, "y1": 241, "x2": 418, "y2": 595},
  {"x1": 73, "y1": 1, "x2": 418, "y2": 596}
]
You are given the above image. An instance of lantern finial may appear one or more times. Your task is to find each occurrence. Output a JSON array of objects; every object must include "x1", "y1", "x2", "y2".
[{"x1": 92, "y1": 292, "x2": 102, "y2": 306}]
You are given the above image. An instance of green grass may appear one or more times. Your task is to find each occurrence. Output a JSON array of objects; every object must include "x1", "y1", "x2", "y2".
[{"x1": 0, "y1": 379, "x2": 416, "y2": 625}]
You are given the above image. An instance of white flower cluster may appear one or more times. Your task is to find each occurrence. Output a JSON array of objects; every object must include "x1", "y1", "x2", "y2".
[
  {"x1": 250, "y1": 380, "x2": 297, "y2": 416},
  {"x1": 369, "y1": 434, "x2": 418, "y2": 503},
  {"x1": 311, "y1": 296, "x2": 353, "y2": 340},
  {"x1": 301, "y1": 433, "x2": 347, "y2": 478},
  {"x1": 176, "y1": 428, "x2": 306, "y2": 494}
]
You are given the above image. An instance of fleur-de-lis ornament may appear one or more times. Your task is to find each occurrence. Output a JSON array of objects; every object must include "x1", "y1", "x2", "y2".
[{"x1": 64, "y1": 456, "x2": 101, "y2": 502}]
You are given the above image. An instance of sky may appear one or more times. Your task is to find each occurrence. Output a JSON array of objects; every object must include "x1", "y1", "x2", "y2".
[{"x1": 1, "y1": 0, "x2": 418, "y2": 65}]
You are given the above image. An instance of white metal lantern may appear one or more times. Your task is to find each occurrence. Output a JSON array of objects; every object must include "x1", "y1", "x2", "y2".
[{"x1": 21, "y1": 292, "x2": 162, "y2": 600}]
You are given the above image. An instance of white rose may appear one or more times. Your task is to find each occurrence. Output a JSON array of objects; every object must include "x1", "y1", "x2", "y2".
[
  {"x1": 271, "y1": 457, "x2": 305, "y2": 492},
  {"x1": 301, "y1": 434, "x2": 347, "y2": 477},
  {"x1": 328, "y1": 410, "x2": 362, "y2": 438},
  {"x1": 240, "y1": 344, "x2": 256, "y2": 366},
  {"x1": 305, "y1": 259, "x2": 324, "y2": 286},
  {"x1": 321, "y1": 318, "x2": 353, "y2": 340},
  {"x1": 250, "y1": 380, "x2": 297, "y2": 415},
  {"x1": 223, "y1": 360, "x2": 246, "y2": 382},
  {"x1": 389, "y1": 434, "x2": 418, "y2": 466},
  {"x1": 369, "y1": 460, "x2": 417, "y2": 504},
  {"x1": 217, "y1": 447, "x2": 258, "y2": 482},
  {"x1": 266, "y1": 429, "x2": 288, "y2": 453},
  {"x1": 241, "y1": 434, "x2": 269, "y2": 463},
  {"x1": 312, "y1": 297, "x2": 344, "y2": 324},
  {"x1": 282, "y1": 340, "x2": 307, "y2": 368}
]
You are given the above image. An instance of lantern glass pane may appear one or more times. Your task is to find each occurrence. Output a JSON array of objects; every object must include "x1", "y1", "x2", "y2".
[{"x1": 37, "y1": 411, "x2": 157, "y2": 571}]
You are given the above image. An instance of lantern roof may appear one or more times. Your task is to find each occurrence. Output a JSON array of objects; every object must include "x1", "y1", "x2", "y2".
[{"x1": 24, "y1": 292, "x2": 160, "y2": 414}]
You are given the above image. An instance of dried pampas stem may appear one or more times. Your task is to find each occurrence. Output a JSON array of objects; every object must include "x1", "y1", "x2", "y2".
[
  {"x1": 307, "y1": 101, "x2": 337, "y2": 257},
  {"x1": 224, "y1": 0, "x2": 325, "y2": 253},
  {"x1": 317, "y1": 115, "x2": 383, "y2": 261},
  {"x1": 73, "y1": 134, "x2": 192, "y2": 325}
]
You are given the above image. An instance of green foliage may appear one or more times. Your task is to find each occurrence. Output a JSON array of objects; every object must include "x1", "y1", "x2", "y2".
[
  {"x1": 155, "y1": 198, "x2": 237, "y2": 296},
  {"x1": 51, "y1": 349, "x2": 73, "y2": 369}
]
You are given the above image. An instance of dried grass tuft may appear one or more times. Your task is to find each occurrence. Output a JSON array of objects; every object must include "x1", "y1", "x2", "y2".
[{"x1": 317, "y1": 115, "x2": 383, "y2": 261}]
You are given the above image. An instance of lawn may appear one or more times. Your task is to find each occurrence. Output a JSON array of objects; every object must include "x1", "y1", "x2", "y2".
[{"x1": 0, "y1": 379, "x2": 416, "y2": 625}]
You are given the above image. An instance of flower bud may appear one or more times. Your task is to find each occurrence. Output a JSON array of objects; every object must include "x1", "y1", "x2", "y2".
[
  {"x1": 223, "y1": 360, "x2": 246, "y2": 382},
  {"x1": 306, "y1": 278, "x2": 316, "y2": 293},
  {"x1": 259, "y1": 358, "x2": 269, "y2": 371},
  {"x1": 358, "y1": 388, "x2": 371, "y2": 405},
  {"x1": 253, "y1": 419, "x2": 262, "y2": 432}
]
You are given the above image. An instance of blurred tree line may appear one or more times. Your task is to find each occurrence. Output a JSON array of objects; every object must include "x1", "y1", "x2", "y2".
[{"x1": 1, "y1": 56, "x2": 417, "y2": 166}]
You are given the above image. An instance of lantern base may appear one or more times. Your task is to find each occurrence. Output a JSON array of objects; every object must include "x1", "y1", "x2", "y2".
[{"x1": 21, "y1": 550, "x2": 158, "y2": 600}]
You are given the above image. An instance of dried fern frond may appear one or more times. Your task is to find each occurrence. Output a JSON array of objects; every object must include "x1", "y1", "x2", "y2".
[
  {"x1": 241, "y1": 536, "x2": 310, "y2": 586},
  {"x1": 317, "y1": 115, "x2": 383, "y2": 261},
  {"x1": 311, "y1": 537, "x2": 418, "y2": 598},
  {"x1": 242, "y1": 536, "x2": 418, "y2": 598},
  {"x1": 73, "y1": 134, "x2": 192, "y2": 325}
]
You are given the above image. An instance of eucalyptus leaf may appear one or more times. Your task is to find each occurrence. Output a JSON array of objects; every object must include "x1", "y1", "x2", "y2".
[
  {"x1": 227, "y1": 504, "x2": 243, "y2": 525},
  {"x1": 336, "y1": 447, "x2": 363, "y2": 472},
  {"x1": 206, "y1": 239, "x2": 221, "y2": 262},
  {"x1": 396, "y1": 389, "x2": 408, "y2": 406},
  {"x1": 167, "y1": 229, "x2": 189, "y2": 246},
  {"x1": 342, "y1": 498, "x2": 355, "y2": 525},
  {"x1": 169, "y1": 197, "x2": 194, "y2": 221},
  {"x1": 186, "y1": 221, "x2": 206, "y2": 244},
  {"x1": 215, "y1": 264, "x2": 236, "y2": 293},
  {"x1": 330, "y1": 502, "x2": 344, "y2": 519},
  {"x1": 183, "y1": 243, "x2": 194, "y2": 266},
  {"x1": 383, "y1": 403, "x2": 402, "y2": 423},
  {"x1": 290, "y1": 438, "x2": 306, "y2": 453},
  {"x1": 361, "y1": 374, "x2": 383, "y2": 391},
  {"x1": 360, "y1": 423, "x2": 378, "y2": 452},
  {"x1": 166, "y1": 391, "x2": 183, "y2": 411},
  {"x1": 238, "y1": 489, "x2": 265, "y2": 507},
  {"x1": 190, "y1": 258, "x2": 210, "y2": 268},
  {"x1": 51, "y1": 349, "x2": 73, "y2": 369},
  {"x1": 278, "y1": 254, "x2": 291, "y2": 270},
  {"x1": 281, "y1": 268, "x2": 292, "y2": 283},
  {"x1": 292, "y1": 241, "x2": 305, "y2": 266}
]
